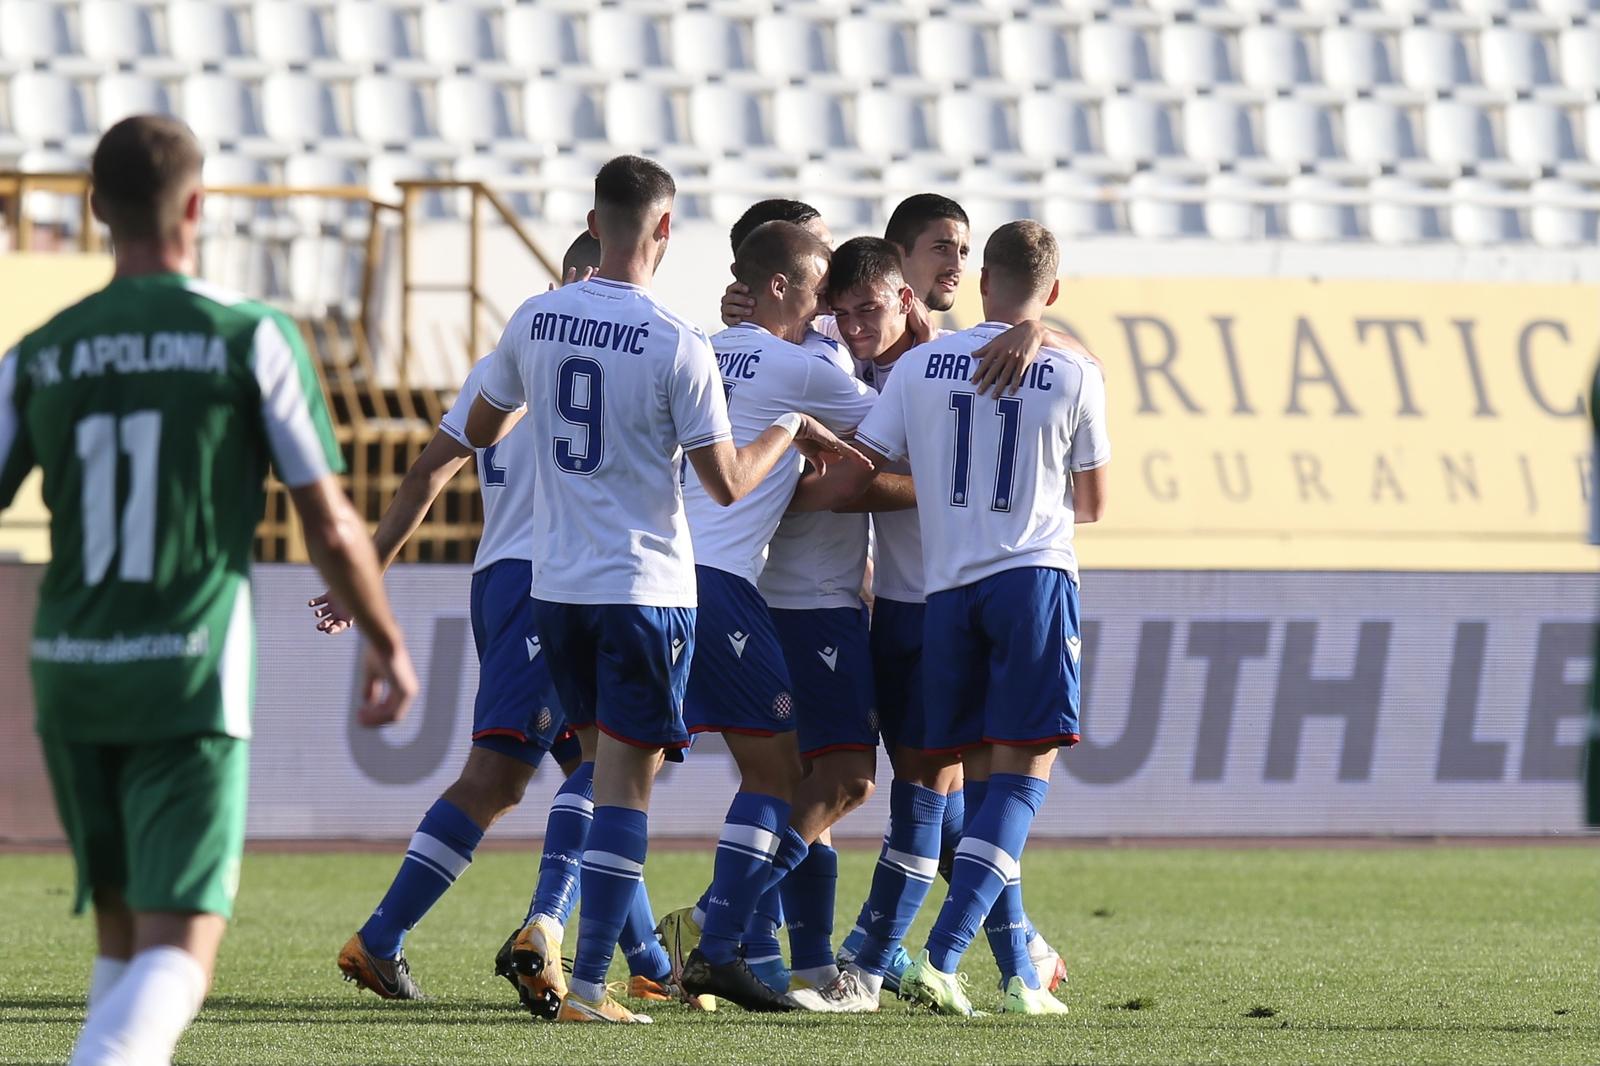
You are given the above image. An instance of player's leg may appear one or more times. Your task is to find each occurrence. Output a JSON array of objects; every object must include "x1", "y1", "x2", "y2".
[
  {"x1": 71, "y1": 734, "x2": 249, "y2": 1062},
  {"x1": 89, "y1": 891, "x2": 133, "y2": 1012}
]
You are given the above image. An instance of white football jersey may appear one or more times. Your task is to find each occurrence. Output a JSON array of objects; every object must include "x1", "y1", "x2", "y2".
[
  {"x1": 758, "y1": 328, "x2": 872, "y2": 611},
  {"x1": 480, "y1": 277, "x2": 732, "y2": 607},
  {"x1": 856, "y1": 321, "x2": 1110, "y2": 596},
  {"x1": 684, "y1": 322, "x2": 877, "y2": 589},
  {"x1": 438, "y1": 352, "x2": 535, "y2": 573}
]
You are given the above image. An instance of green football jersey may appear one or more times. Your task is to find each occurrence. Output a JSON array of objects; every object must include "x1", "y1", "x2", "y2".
[{"x1": 0, "y1": 272, "x2": 344, "y2": 743}]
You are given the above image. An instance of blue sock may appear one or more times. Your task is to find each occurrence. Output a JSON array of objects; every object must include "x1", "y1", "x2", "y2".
[
  {"x1": 699, "y1": 792, "x2": 789, "y2": 966},
  {"x1": 527, "y1": 761, "x2": 593, "y2": 924},
  {"x1": 570, "y1": 806, "x2": 649, "y2": 994},
  {"x1": 941, "y1": 786, "x2": 966, "y2": 849},
  {"x1": 743, "y1": 901, "x2": 784, "y2": 965},
  {"x1": 968, "y1": 777, "x2": 1040, "y2": 962},
  {"x1": 963, "y1": 778, "x2": 988, "y2": 821},
  {"x1": 926, "y1": 774, "x2": 1048, "y2": 975},
  {"x1": 985, "y1": 879, "x2": 1035, "y2": 988},
  {"x1": 857, "y1": 781, "x2": 946, "y2": 975},
  {"x1": 619, "y1": 881, "x2": 672, "y2": 981},
  {"x1": 360, "y1": 799, "x2": 483, "y2": 958},
  {"x1": 782, "y1": 842, "x2": 838, "y2": 971},
  {"x1": 841, "y1": 829, "x2": 889, "y2": 960}
]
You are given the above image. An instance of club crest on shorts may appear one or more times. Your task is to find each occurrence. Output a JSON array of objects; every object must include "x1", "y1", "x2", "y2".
[
  {"x1": 773, "y1": 692, "x2": 793, "y2": 720},
  {"x1": 536, "y1": 707, "x2": 554, "y2": 734}
]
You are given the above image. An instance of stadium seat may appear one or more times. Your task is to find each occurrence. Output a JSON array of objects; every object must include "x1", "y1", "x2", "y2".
[
  {"x1": 1042, "y1": 169, "x2": 1118, "y2": 236},
  {"x1": 1558, "y1": 27, "x2": 1600, "y2": 94},
  {"x1": 1399, "y1": 28, "x2": 1474, "y2": 95},
  {"x1": 1456, "y1": 0, "x2": 1535, "y2": 17},
  {"x1": 525, "y1": 81, "x2": 606, "y2": 146},
  {"x1": 1264, "y1": 98, "x2": 1341, "y2": 170},
  {"x1": 838, "y1": 16, "x2": 919, "y2": 83},
  {"x1": 284, "y1": 154, "x2": 364, "y2": 228},
  {"x1": 1368, "y1": 176, "x2": 1442, "y2": 245},
  {"x1": 0, "y1": 0, "x2": 76, "y2": 66},
  {"x1": 262, "y1": 74, "x2": 368, "y2": 159},
  {"x1": 857, "y1": 89, "x2": 939, "y2": 157},
  {"x1": 169, "y1": 1, "x2": 265, "y2": 76},
  {"x1": 254, "y1": 1, "x2": 348, "y2": 72},
  {"x1": 1449, "y1": 177, "x2": 1523, "y2": 244},
  {"x1": 1423, "y1": 100, "x2": 1499, "y2": 170},
  {"x1": 1079, "y1": 23, "x2": 1155, "y2": 88},
  {"x1": 96, "y1": 73, "x2": 174, "y2": 130},
  {"x1": 1480, "y1": 28, "x2": 1554, "y2": 95},
  {"x1": 689, "y1": 84, "x2": 771, "y2": 155},
  {"x1": 82, "y1": 2, "x2": 182, "y2": 76},
  {"x1": 1504, "y1": 101, "x2": 1581, "y2": 169},
  {"x1": 936, "y1": 91, "x2": 1021, "y2": 161},
  {"x1": 16, "y1": 147, "x2": 86, "y2": 232},
  {"x1": 351, "y1": 75, "x2": 452, "y2": 159},
  {"x1": 1536, "y1": 0, "x2": 1600, "y2": 16},
  {"x1": 586, "y1": 9, "x2": 670, "y2": 76},
  {"x1": 421, "y1": 5, "x2": 509, "y2": 75},
  {"x1": 9, "y1": 72, "x2": 92, "y2": 152},
  {"x1": 201, "y1": 155, "x2": 273, "y2": 224},
  {"x1": 504, "y1": 6, "x2": 585, "y2": 72},
  {"x1": 708, "y1": 158, "x2": 791, "y2": 226},
  {"x1": 1017, "y1": 91, "x2": 1096, "y2": 163},
  {"x1": 1528, "y1": 177, "x2": 1598, "y2": 247},
  {"x1": 752, "y1": 14, "x2": 832, "y2": 80},
  {"x1": 1343, "y1": 100, "x2": 1419, "y2": 170},
  {"x1": 439, "y1": 77, "x2": 538, "y2": 159},
  {"x1": 604, "y1": 81, "x2": 683, "y2": 151},
  {"x1": 918, "y1": 17, "x2": 996, "y2": 84},
  {"x1": 1204, "y1": 174, "x2": 1280, "y2": 242},
  {"x1": 1239, "y1": 25, "x2": 1312, "y2": 93},
  {"x1": 1183, "y1": 97, "x2": 1258, "y2": 166},
  {"x1": 672, "y1": 11, "x2": 751, "y2": 79},
  {"x1": 1588, "y1": 104, "x2": 1600, "y2": 164},
  {"x1": 1161, "y1": 24, "x2": 1233, "y2": 90},
  {"x1": 1321, "y1": 28, "x2": 1394, "y2": 95},
  {"x1": 996, "y1": 20, "x2": 1072, "y2": 88},
  {"x1": 368, "y1": 153, "x2": 446, "y2": 216},
  {"x1": 1286, "y1": 175, "x2": 1361, "y2": 241},
  {"x1": 183, "y1": 75, "x2": 283, "y2": 158},
  {"x1": 957, "y1": 165, "x2": 1043, "y2": 234},
  {"x1": 335, "y1": 1, "x2": 427, "y2": 73},
  {"x1": 1102, "y1": 96, "x2": 1180, "y2": 164},
  {"x1": 773, "y1": 87, "x2": 856, "y2": 158},
  {"x1": 796, "y1": 158, "x2": 876, "y2": 231},
  {"x1": 454, "y1": 155, "x2": 536, "y2": 218},
  {"x1": 1126, "y1": 172, "x2": 1206, "y2": 238}
]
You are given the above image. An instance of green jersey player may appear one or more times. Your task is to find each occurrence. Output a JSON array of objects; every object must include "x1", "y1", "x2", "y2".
[{"x1": 0, "y1": 115, "x2": 418, "y2": 1066}]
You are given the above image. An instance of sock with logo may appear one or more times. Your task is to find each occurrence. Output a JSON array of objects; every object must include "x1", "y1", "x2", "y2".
[
  {"x1": 782, "y1": 841, "x2": 839, "y2": 973},
  {"x1": 856, "y1": 781, "x2": 946, "y2": 976},
  {"x1": 570, "y1": 805, "x2": 649, "y2": 996},
  {"x1": 967, "y1": 776, "x2": 1039, "y2": 977},
  {"x1": 741, "y1": 826, "x2": 806, "y2": 963},
  {"x1": 698, "y1": 792, "x2": 789, "y2": 966},
  {"x1": 526, "y1": 761, "x2": 594, "y2": 925},
  {"x1": 925, "y1": 773, "x2": 1048, "y2": 975},
  {"x1": 619, "y1": 881, "x2": 673, "y2": 982},
  {"x1": 360, "y1": 798, "x2": 484, "y2": 958}
]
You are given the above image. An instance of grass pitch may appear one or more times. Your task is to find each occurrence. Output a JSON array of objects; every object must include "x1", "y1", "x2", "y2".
[{"x1": 2, "y1": 845, "x2": 1595, "y2": 1065}]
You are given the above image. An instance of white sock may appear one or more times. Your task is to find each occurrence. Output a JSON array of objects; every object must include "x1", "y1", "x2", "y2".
[
  {"x1": 848, "y1": 963, "x2": 883, "y2": 997},
  {"x1": 70, "y1": 946, "x2": 206, "y2": 1066},
  {"x1": 793, "y1": 964, "x2": 838, "y2": 988},
  {"x1": 88, "y1": 956, "x2": 129, "y2": 1014}
]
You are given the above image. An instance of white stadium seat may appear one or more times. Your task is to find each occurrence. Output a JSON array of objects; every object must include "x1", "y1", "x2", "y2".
[
  {"x1": 284, "y1": 154, "x2": 365, "y2": 227},
  {"x1": 918, "y1": 18, "x2": 996, "y2": 84},
  {"x1": 1078, "y1": 22, "x2": 1154, "y2": 88},
  {"x1": 1205, "y1": 174, "x2": 1277, "y2": 242},
  {"x1": 1450, "y1": 177, "x2": 1523, "y2": 244},
  {"x1": 997, "y1": 21, "x2": 1072, "y2": 87},
  {"x1": 254, "y1": 1, "x2": 340, "y2": 68},
  {"x1": 1043, "y1": 170, "x2": 1118, "y2": 236},
  {"x1": 838, "y1": 16, "x2": 919, "y2": 83},
  {"x1": 753, "y1": 15, "x2": 832, "y2": 80},
  {"x1": 169, "y1": 1, "x2": 251, "y2": 68},
  {"x1": 538, "y1": 153, "x2": 608, "y2": 224},
  {"x1": 10, "y1": 71, "x2": 90, "y2": 148},
  {"x1": 689, "y1": 84, "x2": 770, "y2": 155},
  {"x1": 1321, "y1": 28, "x2": 1394, "y2": 95},
  {"x1": 708, "y1": 158, "x2": 790, "y2": 226},
  {"x1": 1504, "y1": 102, "x2": 1580, "y2": 168},
  {"x1": 798, "y1": 159, "x2": 877, "y2": 231},
  {"x1": 1239, "y1": 26, "x2": 1312, "y2": 93},
  {"x1": 773, "y1": 87, "x2": 856, "y2": 157},
  {"x1": 1479, "y1": 28, "x2": 1554, "y2": 94},
  {"x1": 1423, "y1": 100, "x2": 1498, "y2": 169},
  {"x1": 351, "y1": 75, "x2": 451, "y2": 158},
  {"x1": 439, "y1": 77, "x2": 537, "y2": 157},
  {"x1": 1343, "y1": 101, "x2": 1418, "y2": 169},
  {"x1": 1286, "y1": 175, "x2": 1360, "y2": 241},
  {"x1": 1536, "y1": 0, "x2": 1600, "y2": 15},
  {"x1": 1161, "y1": 24, "x2": 1233, "y2": 90},
  {"x1": 420, "y1": 5, "x2": 500, "y2": 71},
  {"x1": 672, "y1": 11, "x2": 751, "y2": 79},
  {"x1": 956, "y1": 165, "x2": 1042, "y2": 235},
  {"x1": 1127, "y1": 172, "x2": 1206, "y2": 239},
  {"x1": 182, "y1": 75, "x2": 277, "y2": 152},
  {"x1": 1102, "y1": 97, "x2": 1179, "y2": 164},
  {"x1": 263, "y1": 74, "x2": 367, "y2": 158},
  {"x1": 505, "y1": 6, "x2": 584, "y2": 71},
  {"x1": 1368, "y1": 176, "x2": 1442, "y2": 245},
  {"x1": 1457, "y1": 0, "x2": 1534, "y2": 16},
  {"x1": 1399, "y1": 28, "x2": 1474, "y2": 95},
  {"x1": 1018, "y1": 92, "x2": 1095, "y2": 162},
  {"x1": 1183, "y1": 98, "x2": 1257, "y2": 166},
  {"x1": 857, "y1": 89, "x2": 938, "y2": 157},
  {"x1": 587, "y1": 9, "x2": 669, "y2": 75},
  {"x1": 937, "y1": 92, "x2": 1020, "y2": 160},
  {"x1": 335, "y1": 1, "x2": 420, "y2": 69},
  {"x1": 1588, "y1": 105, "x2": 1600, "y2": 164},
  {"x1": 97, "y1": 73, "x2": 174, "y2": 129},
  {"x1": 201, "y1": 155, "x2": 272, "y2": 223},
  {"x1": 1528, "y1": 177, "x2": 1598, "y2": 247},
  {"x1": 525, "y1": 81, "x2": 605, "y2": 146},
  {"x1": 604, "y1": 81, "x2": 683, "y2": 151},
  {"x1": 1264, "y1": 99, "x2": 1339, "y2": 168},
  {"x1": 1558, "y1": 27, "x2": 1600, "y2": 94},
  {"x1": 0, "y1": 0, "x2": 75, "y2": 64},
  {"x1": 81, "y1": 1, "x2": 161, "y2": 67}
]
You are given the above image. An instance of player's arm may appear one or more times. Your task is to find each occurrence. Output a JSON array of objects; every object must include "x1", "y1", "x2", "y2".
[
  {"x1": 969, "y1": 321, "x2": 1104, "y2": 397},
  {"x1": 789, "y1": 461, "x2": 913, "y2": 513},
  {"x1": 0, "y1": 348, "x2": 35, "y2": 513},
  {"x1": 1073, "y1": 466, "x2": 1108, "y2": 523},
  {"x1": 307, "y1": 427, "x2": 476, "y2": 634},
  {"x1": 688, "y1": 414, "x2": 871, "y2": 507},
  {"x1": 1069, "y1": 359, "x2": 1112, "y2": 524}
]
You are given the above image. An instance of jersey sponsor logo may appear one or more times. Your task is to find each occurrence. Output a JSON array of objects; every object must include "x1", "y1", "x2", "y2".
[
  {"x1": 818, "y1": 645, "x2": 839, "y2": 671},
  {"x1": 1066, "y1": 634, "x2": 1082, "y2": 664},
  {"x1": 728, "y1": 630, "x2": 749, "y2": 658},
  {"x1": 671, "y1": 637, "x2": 687, "y2": 665},
  {"x1": 526, "y1": 635, "x2": 542, "y2": 660}
]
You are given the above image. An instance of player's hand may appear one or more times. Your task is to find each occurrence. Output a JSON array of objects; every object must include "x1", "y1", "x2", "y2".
[
  {"x1": 721, "y1": 282, "x2": 755, "y2": 327},
  {"x1": 971, "y1": 320, "x2": 1046, "y2": 397},
  {"x1": 791, "y1": 416, "x2": 874, "y2": 478},
  {"x1": 356, "y1": 640, "x2": 418, "y2": 727},
  {"x1": 906, "y1": 297, "x2": 935, "y2": 345},
  {"x1": 549, "y1": 266, "x2": 596, "y2": 291},
  {"x1": 308, "y1": 591, "x2": 355, "y2": 635}
]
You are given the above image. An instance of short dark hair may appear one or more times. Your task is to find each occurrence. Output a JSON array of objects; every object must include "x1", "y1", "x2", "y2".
[
  {"x1": 732, "y1": 221, "x2": 828, "y2": 294},
  {"x1": 562, "y1": 230, "x2": 601, "y2": 276},
  {"x1": 592, "y1": 154, "x2": 675, "y2": 235},
  {"x1": 91, "y1": 115, "x2": 203, "y2": 241},
  {"x1": 983, "y1": 220, "x2": 1060, "y2": 302},
  {"x1": 729, "y1": 199, "x2": 820, "y2": 256},
  {"x1": 884, "y1": 193, "x2": 969, "y2": 253},
  {"x1": 825, "y1": 237, "x2": 905, "y2": 301}
]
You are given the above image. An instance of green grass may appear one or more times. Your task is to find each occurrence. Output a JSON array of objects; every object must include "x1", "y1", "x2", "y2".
[{"x1": 2, "y1": 846, "x2": 1597, "y2": 1065}]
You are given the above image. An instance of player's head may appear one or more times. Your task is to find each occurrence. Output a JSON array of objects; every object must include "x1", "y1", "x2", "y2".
[
  {"x1": 980, "y1": 220, "x2": 1061, "y2": 319},
  {"x1": 730, "y1": 199, "x2": 831, "y2": 255},
  {"x1": 561, "y1": 230, "x2": 602, "y2": 280},
  {"x1": 732, "y1": 220, "x2": 831, "y2": 340},
  {"x1": 90, "y1": 115, "x2": 204, "y2": 250},
  {"x1": 884, "y1": 193, "x2": 970, "y2": 312},
  {"x1": 826, "y1": 237, "x2": 914, "y2": 363},
  {"x1": 589, "y1": 155, "x2": 676, "y2": 273}
]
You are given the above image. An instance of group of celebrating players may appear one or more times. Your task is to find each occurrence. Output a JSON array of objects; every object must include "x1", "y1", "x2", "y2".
[
  {"x1": 326, "y1": 155, "x2": 1110, "y2": 1023},
  {"x1": 3, "y1": 115, "x2": 1108, "y2": 1066}
]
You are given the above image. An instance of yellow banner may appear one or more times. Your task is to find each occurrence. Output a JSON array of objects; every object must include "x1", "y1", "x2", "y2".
[
  {"x1": 0, "y1": 254, "x2": 113, "y2": 563},
  {"x1": 949, "y1": 276, "x2": 1600, "y2": 571}
]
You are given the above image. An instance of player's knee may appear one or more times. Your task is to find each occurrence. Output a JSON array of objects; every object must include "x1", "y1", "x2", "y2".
[{"x1": 838, "y1": 773, "x2": 875, "y2": 811}]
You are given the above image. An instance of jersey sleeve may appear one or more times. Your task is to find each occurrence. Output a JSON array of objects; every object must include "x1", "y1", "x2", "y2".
[
  {"x1": 1069, "y1": 359, "x2": 1112, "y2": 473},
  {"x1": 478, "y1": 321, "x2": 526, "y2": 412},
  {"x1": 0, "y1": 348, "x2": 34, "y2": 510},
  {"x1": 671, "y1": 328, "x2": 734, "y2": 451},
  {"x1": 814, "y1": 314, "x2": 844, "y2": 345},
  {"x1": 252, "y1": 315, "x2": 345, "y2": 488},
  {"x1": 854, "y1": 357, "x2": 909, "y2": 463},
  {"x1": 802, "y1": 358, "x2": 879, "y2": 435},
  {"x1": 440, "y1": 356, "x2": 512, "y2": 449}
]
